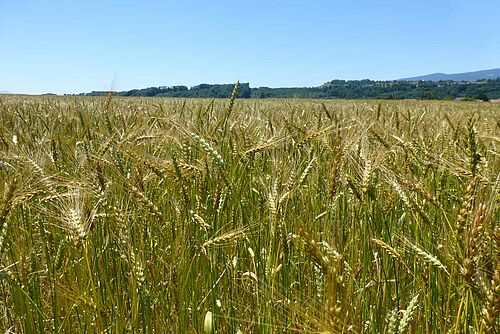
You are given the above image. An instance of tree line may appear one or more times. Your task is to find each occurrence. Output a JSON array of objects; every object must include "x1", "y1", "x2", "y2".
[{"x1": 79, "y1": 79, "x2": 500, "y2": 100}]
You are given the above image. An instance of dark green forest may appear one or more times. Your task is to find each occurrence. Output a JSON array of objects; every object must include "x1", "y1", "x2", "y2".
[{"x1": 79, "y1": 79, "x2": 500, "y2": 100}]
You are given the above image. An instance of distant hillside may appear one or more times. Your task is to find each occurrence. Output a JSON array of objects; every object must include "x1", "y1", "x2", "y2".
[{"x1": 400, "y1": 68, "x2": 500, "y2": 82}]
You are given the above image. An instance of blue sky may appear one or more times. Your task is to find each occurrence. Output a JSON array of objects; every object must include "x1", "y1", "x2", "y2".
[{"x1": 1, "y1": 0, "x2": 499, "y2": 94}]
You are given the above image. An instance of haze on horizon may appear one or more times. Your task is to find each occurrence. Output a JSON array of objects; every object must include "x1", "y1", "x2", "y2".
[{"x1": 1, "y1": 0, "x2": 499, "y2": 95}]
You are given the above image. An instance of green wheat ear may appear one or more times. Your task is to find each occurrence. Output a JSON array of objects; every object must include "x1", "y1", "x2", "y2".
[
  {"x1": 398, "y1": 294, "x2": 419, "y2": 333},
  {"x1": 227, "y1": 81, "x2": 239, "y2": 113},
  {"x1": 467, "y1": 117, "x2": 482, "y2": 177},
  {"x1": 220, "y1": 81, "x2": 239, "y2": 140}
]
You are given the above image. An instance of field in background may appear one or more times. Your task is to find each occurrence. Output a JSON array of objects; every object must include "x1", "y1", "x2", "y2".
[{"x1": 0, "y1": 91, "x2": 499, "y2": 333}]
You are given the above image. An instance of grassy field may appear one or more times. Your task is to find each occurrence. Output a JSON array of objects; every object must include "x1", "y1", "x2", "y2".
[{"x1": 0, "y1": 89, "x2": 499, "y2": 333}]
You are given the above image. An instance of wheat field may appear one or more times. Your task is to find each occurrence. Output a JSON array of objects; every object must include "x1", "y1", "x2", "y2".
[{"x1": 0, "y1": 89, "x2": 499, "y2": 333}]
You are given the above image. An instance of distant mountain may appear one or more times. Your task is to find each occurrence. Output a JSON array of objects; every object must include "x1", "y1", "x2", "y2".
[
  {"x1": 399, "y1": 68, "x2": 500, "y2": 82},
  {"x1": 0, "y1": 91, "x2": 10, "y2": 94}
]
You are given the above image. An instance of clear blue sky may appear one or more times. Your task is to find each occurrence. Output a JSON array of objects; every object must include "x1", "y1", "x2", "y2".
[{"x1": 1, "y1": 0, "x2": 499, "y2": 94}]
